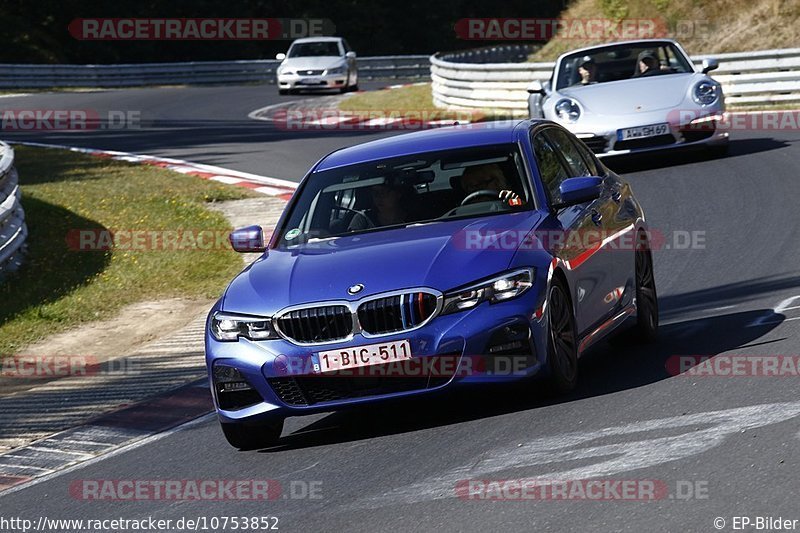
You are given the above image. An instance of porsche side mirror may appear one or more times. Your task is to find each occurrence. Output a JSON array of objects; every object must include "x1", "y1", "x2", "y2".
[
  {"x1": 229, "y1": 225, "x2": 266, "y2": 253},
  {"x1": 527, "y1": 80, "x2": 545, "y2": 94},
  {"x1": 701, "y1": 58, "x2": 719, "y2": 74}
]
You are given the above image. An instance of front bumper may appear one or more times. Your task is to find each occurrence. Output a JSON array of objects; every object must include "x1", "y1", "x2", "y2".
[
  {"x1": 560, "y1": 106, "x2": 728, "y2": 157},
  {"x1": 205, "y1": 281, "x2": 548, "y2": 424},
  {"x1": 277, "y1": 72, "x2": 347, "y2": 91}
]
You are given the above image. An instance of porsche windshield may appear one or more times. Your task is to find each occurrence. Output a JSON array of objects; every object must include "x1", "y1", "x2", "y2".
[
  {"x1": 556, "y1": 42, "x2": 693, "y2": 90},
  {"x1": 278, "y1": 144, "x2": 531, "y2": 247}
]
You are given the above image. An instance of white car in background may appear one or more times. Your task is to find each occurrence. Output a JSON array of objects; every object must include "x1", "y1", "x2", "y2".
[
  {"x1": 276, "y1": 36, "x2": 358, "y2": 95},
  {"x1": 528, "y1": 39, "x2": 728, "y2": 157}
]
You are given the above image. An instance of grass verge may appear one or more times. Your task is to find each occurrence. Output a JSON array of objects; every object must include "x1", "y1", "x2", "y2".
[
  {"x1": 0, "y1": 146, "x2": 257, "y2": 355},
  {"x1": 338, "y1": 83, "x2": 518, "y2": 122}
]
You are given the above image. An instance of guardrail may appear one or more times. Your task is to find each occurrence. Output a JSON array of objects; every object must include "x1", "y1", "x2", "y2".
[
  {"x1": 431, "y1": 47, "x2": 800, "y2": 113},
  {"x1": 0, "y1": 56, "x2": 431, "y2": 88},
  {"x1": 0, "y1": 142, "x2": 27, "y2": 280}
]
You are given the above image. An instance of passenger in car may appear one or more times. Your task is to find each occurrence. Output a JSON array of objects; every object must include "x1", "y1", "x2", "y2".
[{"x1": 347, "y1": 183, "x2": 414, "y2": 231}]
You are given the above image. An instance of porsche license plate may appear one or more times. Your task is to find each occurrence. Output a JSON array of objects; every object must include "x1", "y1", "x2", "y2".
[
  {"x1": 316, "y1": 340, "x2": 412, "y2": 373},
  {"x1": 617, "y1": 123, "x2": 669, "y2": 141}
]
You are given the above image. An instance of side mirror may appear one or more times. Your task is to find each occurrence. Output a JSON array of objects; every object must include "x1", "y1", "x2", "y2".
[
  {"x1": 229, "y1": 225, "x2": 266, "y2": 253},
  {"x1": 526, "y1": 80, "x2": 545, "y2": 94},
  {"x1": 556, "y1": 177, "x2": 603, "y2": 207},
  {"x1": 701, "y1": 58, "x2": 719, "y2": 74},
  {"x1": 345, "y1": 51, "x2": 356, "y2": 59},
  {"x1": 275, "y1": 53, "x2": 286, "y2": 61}
]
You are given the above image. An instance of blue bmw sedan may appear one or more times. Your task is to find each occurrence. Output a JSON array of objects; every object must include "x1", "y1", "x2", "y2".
[{"x1": 206, "y1": 120, "x2": 659, "y2": 449}]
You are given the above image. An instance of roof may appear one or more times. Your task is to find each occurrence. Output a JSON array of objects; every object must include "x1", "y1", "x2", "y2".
[
  {"x1": 556, "y1": 38, "x2": 682, "y2": 61},
  {"x1": 290, "y1": 36, "x2": 344, "y2": 44},
  {"x1": 315, "y1": 120, "x2": 531, "y2": 171}
]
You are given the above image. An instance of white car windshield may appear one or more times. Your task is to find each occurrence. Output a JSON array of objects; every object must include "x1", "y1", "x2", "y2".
[
  {"x1": 288, "y1": 41, "x2": 341, "y2": 58},
  {"x1": 556, "y1": 42, "x2": 693, "y2": 90}
]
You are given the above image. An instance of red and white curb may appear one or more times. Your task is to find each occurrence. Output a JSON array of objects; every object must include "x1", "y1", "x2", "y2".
[{"x1": 11, "y1": 141, "x2": 298, "y2": 200}]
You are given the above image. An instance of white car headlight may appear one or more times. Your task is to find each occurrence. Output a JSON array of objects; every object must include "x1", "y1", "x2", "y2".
[
  {"x1": 693, "y1": 81, "x2": 720, "y2": 106},
  {"x1": 210, "y1": 312, "x2": 278, "y2": 341},
  {"x1": 326, "y1": 66, "x2": 346, "y2": 75},
  {"x1": 441, "y1": 269, "x2": 534, "y2": 315},
  {"x1": 555, "y1": 98, "x2": 581, "y2": 123}
]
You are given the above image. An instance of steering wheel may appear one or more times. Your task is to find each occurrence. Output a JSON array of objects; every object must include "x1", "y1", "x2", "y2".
[
  {"x1": 461, "y1": 189, "x2": 500, "y2": 206},
  {"x1": 334, "y1": 206, "x2": 376, "y2": 228}
]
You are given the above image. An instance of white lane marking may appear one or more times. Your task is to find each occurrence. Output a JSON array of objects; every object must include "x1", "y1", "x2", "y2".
[
  {"x1": 24, "y1": 446, "x2": 94, "y2": 459},
  {"x1": 747, "y1": 295, "x2": 800, "y2": 327},
  {"x1": 352, "y1": 400, "x2": 800, "y2": 509},
  {"x1": 0, "y1": 413, "x2": 215, "y2": 499}
]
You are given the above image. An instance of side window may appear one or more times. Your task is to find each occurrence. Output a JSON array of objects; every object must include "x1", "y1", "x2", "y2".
[
  {"x1": 571, "y1": 138, "x2": 600, "y2": 176},
  {"x1": 532, "y1": 131, "x2": 570, "y2": 205},
  {"x1": 544, "y1": 128, "x2": 593, "y2": 177}
]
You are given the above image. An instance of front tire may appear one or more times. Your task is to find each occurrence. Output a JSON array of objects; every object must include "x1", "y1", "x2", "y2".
[
  {"x1": 634, "y1": 237, "x2": 659, "y2": 342},
  {"x1": 221, "y1": 420, "x2": 283, "y2": 450},
  {"x1": 545, "y1": 279, "x2": 579, "y2": 393}
]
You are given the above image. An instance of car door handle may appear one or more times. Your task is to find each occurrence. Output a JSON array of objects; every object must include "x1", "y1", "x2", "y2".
[{"x1": 590, "y1": 209, "x2": 603, "y2": 226}]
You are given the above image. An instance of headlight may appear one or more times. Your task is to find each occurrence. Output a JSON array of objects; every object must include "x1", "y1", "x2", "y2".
[
  {"x1": 555, "y1": 98, "x2": 581, "y2": 123},
  {"x1": 280, "y1": 70, "x2": 294, "y2": 76},
  {"x1": 210, "y1": 312, "x2": 278, "y2": 341},
  {"x1": 441, "y1": 268, "x2": 534, "y2": 315},
  {"x1": 693, "y1": 81, "x2": 720, "y2": 106},
  {"x1": 326, "y1": 66, "x2": 346, "y2": 75}
]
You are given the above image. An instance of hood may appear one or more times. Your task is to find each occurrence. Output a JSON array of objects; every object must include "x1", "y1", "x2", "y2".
[
  {"x1": 281, "y1": 56, "x2": 344, "y2": 71},
  {"x1": 560, "y1": 73, "x2": 695, "y2": 115},
  {"x1": 222, "y1": 211, "x2": 543, "y2": 316}
]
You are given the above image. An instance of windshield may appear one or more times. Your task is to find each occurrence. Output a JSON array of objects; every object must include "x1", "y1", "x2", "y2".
[
  {"x1": 288, "y1": 41, "x2": 342, "y2": 58},
  {"x1": 556, "y1": 42, "x2": 693, "y2": 90},
  {"x1": 277, "y1": 144, "x2": 531, "y2": 247}
]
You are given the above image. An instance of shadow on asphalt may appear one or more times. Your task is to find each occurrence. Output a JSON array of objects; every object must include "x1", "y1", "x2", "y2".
[
  {"x1": 605, "y1": 137, "x2": 789, "y2": 174},
  {"x1": 257, "y1": 308, "x2": 782, "y2": 453}
]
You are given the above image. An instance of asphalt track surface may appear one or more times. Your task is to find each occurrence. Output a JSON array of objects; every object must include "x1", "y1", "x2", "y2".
[{"x1": 2, "y1": 84, "x2": 800, "y2": 532}]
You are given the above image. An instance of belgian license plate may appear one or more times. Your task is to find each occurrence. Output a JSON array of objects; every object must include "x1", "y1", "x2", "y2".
[
  {"x1": 316, "y1": 340, "x2": 411, "y2": 373},
  {"x1": 617, "y1": 123, "x2": 669, "y2": 141}
]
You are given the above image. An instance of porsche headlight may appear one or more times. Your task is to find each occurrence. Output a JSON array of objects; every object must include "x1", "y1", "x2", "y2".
[
  {"x1": 693, "y1": 81, "x2": 720, "y2": 106},
  {"x1": 210, "y1": 312, "x2": 278, "y2": 341},
  {"x1": 441, "y1": 269, "x2": 534, "y2": 315},
  {"x1": 555, "y1": 98, "x2": 581, "y2": 123},
  {"x1": 326, "y1": 66, "x2": 346, "y2": 75}
]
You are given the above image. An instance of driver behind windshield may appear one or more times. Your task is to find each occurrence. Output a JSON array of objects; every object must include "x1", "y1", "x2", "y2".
[{"x1": 460, "y1": 163, "x2": 523, "y2": 205}]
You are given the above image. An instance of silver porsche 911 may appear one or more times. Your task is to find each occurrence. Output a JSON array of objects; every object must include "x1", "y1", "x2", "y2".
[{"x1": 528, "y1": 39, "x2": 729, "y2": 157}]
